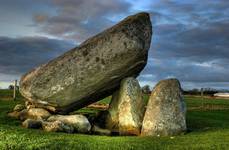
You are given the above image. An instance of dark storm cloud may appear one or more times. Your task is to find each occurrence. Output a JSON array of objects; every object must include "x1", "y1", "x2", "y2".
[
  {"x1": 33, "y1": 0, "x2": 131, "y2": 42},
  {"x1": 0, "y1": 0, "x2": 229, "y2": 89},
  {"x1": 140, "y1": 57, "x2": 229, "y2": 82},
  {"x1": 150, "y1": 0, "x2": 229, "y2": 23},
  {"x1": 150, "y1": 20, "x2": 229, "y2": 61},
  {"x1": 0, "y1": 36, "x2": 74, "y2": 76},
  {"x1": 138, "y1": 0, "x2": 229, "y2": 89}
]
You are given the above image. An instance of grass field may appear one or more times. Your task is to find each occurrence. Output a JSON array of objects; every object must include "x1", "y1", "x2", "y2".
[{"x1": 0, "y1": 90, "x2": 229, "y2": 150}]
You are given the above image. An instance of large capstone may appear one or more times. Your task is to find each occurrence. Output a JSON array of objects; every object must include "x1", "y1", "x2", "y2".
[
  {"x1": 141, "y1": 78, "x2": 187, "y2": 136},
  {"x1": 105, "y1": 77, "x2": 145, "y2": 135},
  {"x1": 19, "y1": 12, "x2": 152, "y2": 114}
]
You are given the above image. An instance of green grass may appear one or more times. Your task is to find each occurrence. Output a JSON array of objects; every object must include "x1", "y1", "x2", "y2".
[
  {"x1": 185, "y1": 95, "x2": 229, "y2": 109},
  {"x1": 0, "y1": 89, "x2": 24, "y2": 101},
  {"x1": 0, "y1": 90, "x2": 229, "y2": 150}
]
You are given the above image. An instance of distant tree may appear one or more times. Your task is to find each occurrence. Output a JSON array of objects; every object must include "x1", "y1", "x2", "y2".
[
  {"x1": 183, "y1": 88, "x2": 200, "y2": 95},
  {"x1": 183, "y1": 88, "x2": 219, "y2": 96},
  {"x1": 202, "y1": 88, "x2": 218, "y2": 96},
  {"x1": 8, "y1": 85, "x2": 14, "y2": 90},
  {"x1": 8, "y1": 84, "x2": 19, "y2": 90},
  {"x1": 142, "y1": 85, "x2": 151, "y2": 94},
  {"x1": 192, "y1": 88, "x2": 200, "y2": 95}
]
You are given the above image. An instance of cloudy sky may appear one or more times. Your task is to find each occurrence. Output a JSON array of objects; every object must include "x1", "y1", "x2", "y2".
[{"x1": 0, "y1": 0, "x2": 228, "y2": 90}]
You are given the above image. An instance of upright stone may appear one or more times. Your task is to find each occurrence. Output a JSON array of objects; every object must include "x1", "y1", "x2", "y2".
[
  {"x1": 19, "y1": 12, "x2": 152, "y2": 114},
  {"x1": 141, "y1": 78, "x2": 186, "y2": 136},
  {"x1": 105, "y1": 77, "x2": 145, "y2": 135}
]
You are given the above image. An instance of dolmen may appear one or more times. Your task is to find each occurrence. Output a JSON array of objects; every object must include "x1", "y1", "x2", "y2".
[{"x1": 8, "y1": 12, "x2": 187, "y2": 136}]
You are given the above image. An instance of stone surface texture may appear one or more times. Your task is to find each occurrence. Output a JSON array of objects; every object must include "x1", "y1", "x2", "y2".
[
  {"x1": 19, "y1": 12, "x2": 152, "y2": 114},
  {"x1": 47, "y1": 115, "x2": 91, "y2": 133},
  {"x1": 13, "y1": 104, "x2": 25, "y2": 112},
  {"x1": 141, "y1": 78, "x2": 187, "y2": 136},
  {"x1": 22, "y1": 119, "x2": 42, "y2": 129},
  {"x1": 105, "y1": 77, "x2": 145, "y2": 135},
  {"x1": 42, "y1": 120, "x2": 74, "y2": 133},
  {"x1": 8, "y1": 109, "x2": 28, "y2": 121},
  {"x1": 27, "y1": 108, "x2": 51, "y2": 120}
]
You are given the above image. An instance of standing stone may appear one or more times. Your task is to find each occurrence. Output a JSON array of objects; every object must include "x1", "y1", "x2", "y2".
[
  {"x1": 141, "y1": 78, "x2": 186, "y2": 136},
  {"x1": 105, "y1": 77, "x2": 145, "y2": 135},
  {"x1": 19, "y1": 12, "x2": 152, "y2": 114},
  {"x1": 47, "y1": 115, "x2": 91, "y2": 133}
]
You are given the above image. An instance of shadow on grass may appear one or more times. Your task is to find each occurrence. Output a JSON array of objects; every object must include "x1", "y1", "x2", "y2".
[{"x1": 186, "y1": 109, "x2": 229, "y2": 132}]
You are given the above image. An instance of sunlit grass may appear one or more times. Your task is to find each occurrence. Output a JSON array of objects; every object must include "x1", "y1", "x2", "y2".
[{"x1": 0, "y1": 90, "x2": 229, "y2": 150}]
